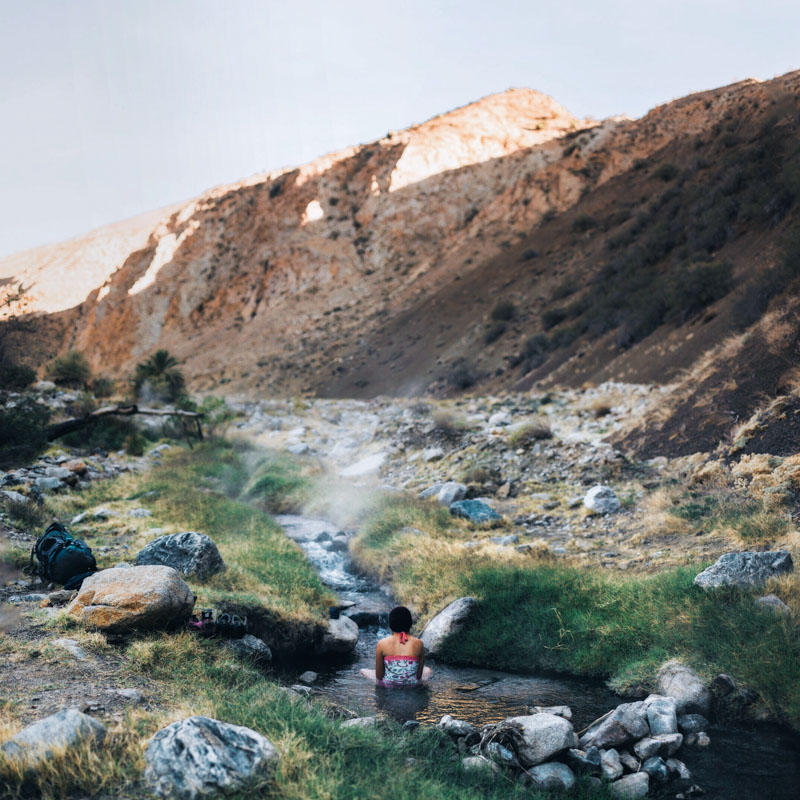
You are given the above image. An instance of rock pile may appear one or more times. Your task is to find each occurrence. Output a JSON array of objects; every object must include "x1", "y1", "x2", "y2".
[{"x1": 438, "y1": 677, "x2": 711, "y2": 797}]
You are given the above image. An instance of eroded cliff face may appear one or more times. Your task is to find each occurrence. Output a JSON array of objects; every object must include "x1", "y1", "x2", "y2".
[{"x1": 3, "y1": 73, "x2": 800, "y2": 415}]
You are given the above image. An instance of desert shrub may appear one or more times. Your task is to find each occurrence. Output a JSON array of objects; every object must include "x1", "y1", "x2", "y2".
[
  {"x1": 198, "y1": 396, "x2": 235, "y2": 439},
  {"x1": 431, "y1": 408, "x2": 468, "y2": 439},
  {"x1": 523, "y1": 333, "x2": 548, "y2": 360},
  {"x1": 132, "y1": 349, "x2": 187, "y2": 403},
  {"x1": 666, "y1": 261, "x2": 733, "y2": 322},
  {"x1": 490, "y1": 300, "x2": 516, "y2": 321},
  {"x1": 484, "y1": 321, "x2": 506, "y2": 344},
  {"x1": 461, "y1": 464, "x2": 494, "y2": 484},
  {"x1": 447, "y1": 362, "x2": 476, "y2": 390},
  {"x1": 46, "y1": 350, "x2": 91, "y2": 388},
  {"x1": 90, "y1": 376, "x2": 115, "y2": 398},
  {"x1": 541, "y1": 307, "x2": 567, "y2": 330},
  {"x1": 5, "y1": 498, "x2": 49, "y2": 531},
  {"x1": 550, "y1": 279, "x2": 576, "y2": 302},
  {"x1": 124, "y1": 429, "x2": 147, "y2": 456},
  {"x1": 572, "y1": 214, "x2": 597, "y2": 233},
  {"x1": 0, "y1": 361, "x2": 36, "y2": 391},
  {"x1": 509, "y1": 420, "x2": 553, "y2": 445},
  {"x1": 521, "y1": 247, "x2": 539, "y2": 261},
  {"x1": 0, "y1": 398, "x2": 50, "y2": 468},
  {"x1": 61, "y1": 416, "x2": 137, "y2": 452},
  {"x1": 655, "y1": 163, "x2": 679, "y2": 182}
]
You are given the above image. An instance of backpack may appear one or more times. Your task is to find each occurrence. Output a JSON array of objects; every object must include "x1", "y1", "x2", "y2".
[{"x1": 30, "y1": 522, "x2": 97, "y2": 590}]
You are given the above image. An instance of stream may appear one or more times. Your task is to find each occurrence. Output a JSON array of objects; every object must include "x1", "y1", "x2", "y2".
[{"x1": 276, "y1": 515, "x2": 800, "y2": 799}]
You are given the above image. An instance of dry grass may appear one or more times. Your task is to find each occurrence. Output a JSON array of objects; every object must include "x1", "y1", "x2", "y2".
[
  {"x1": 507, "y1": 418, "x2": 553, "y2": 446},
  {"x1": 430, "y1": 408, "x2": 469, "y2": 439}
]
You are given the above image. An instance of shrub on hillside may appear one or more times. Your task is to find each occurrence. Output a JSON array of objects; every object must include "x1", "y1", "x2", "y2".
[
  {"x1": 199, "y1": 396, "x2": 235, "y2": 439},
  {"x1": 509, "y1": 420, "x2": 553, "y2": 446},
  {"x1": 90, "y1": 376, "x2": 116, "y2": 398},
  {"x1": 46, "y1": 350, "x2": 91, "y2": 388},
  {"x1": 655, "y1": 163, "x2": 679, "y2": 182},
  {"x1": 484, "y1": 321, "x2": 506, "y2": 344},
  {"x1": 0, "y1": 398, "x2": 50, "y2": 468},
  {"x1": 541, "y1": 307, "x2": 567, "y2": 330},
  {"x1": 490, "y1": 300, "x2": 516, "y2": 321},
  {"x1": 572, "y1": 214, "x2": 597, "y2": 233},
  {"x1": 0, "y1": 361, "x2": 35, "y2": 391},
  {"x1": 447, "y1": 362, "x2": 476, "y2": 390}
]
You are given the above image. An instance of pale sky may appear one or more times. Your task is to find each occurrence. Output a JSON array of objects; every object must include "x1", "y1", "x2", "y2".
[{"x1": 1, "y1": 0, "x2": 798, "y2": 257}]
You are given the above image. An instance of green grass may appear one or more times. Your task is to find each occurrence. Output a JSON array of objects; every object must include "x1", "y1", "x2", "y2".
[
  {"x1": 352, "y1": 496, "x2": 800, "y2": 728},
  {"x1": 138, "y1": 442, "x2": 333, "y2": 629}
]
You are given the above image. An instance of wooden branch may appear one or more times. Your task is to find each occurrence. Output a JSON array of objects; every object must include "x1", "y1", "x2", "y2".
[{"x1": 46, "y1": 404, "x2": 204, "y2": 441}]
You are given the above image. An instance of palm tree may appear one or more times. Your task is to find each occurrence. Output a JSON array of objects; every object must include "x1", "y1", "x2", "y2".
[{"x1": 132, "y1": 350, "x2": 186, "y2": 402}]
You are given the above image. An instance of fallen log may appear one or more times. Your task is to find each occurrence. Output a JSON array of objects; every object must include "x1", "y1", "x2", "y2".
[{"x1": 46, "y1": 404, "x2": 204, "y2": 442}]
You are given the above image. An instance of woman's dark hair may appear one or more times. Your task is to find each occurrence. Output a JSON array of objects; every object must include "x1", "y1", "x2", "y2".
[{"x1": 388, "y1": 606, "x2": 413, "y2": 633}]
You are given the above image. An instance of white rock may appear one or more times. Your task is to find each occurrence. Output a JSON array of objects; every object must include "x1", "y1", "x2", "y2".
[
  {"x1": 529, "y1": 762, "x2": 576, "y2": 791},
  {"x1": 1, "y1": 709, "x2": 105, "y2": 766},
  {"x1": 610, "y1": 772, "x2": 649, "y2": 799},
  {"x1": 505, "y1": 713, "x2": 577, "y2": 766},
  {"x1": 422, "y1": 447, "x2": 445, "y2": 462},
  {"x1": 436, "y1": 482, "x2": 467, "y2": 506},
  {"x1": 583, "y1": 485, "x2": 621, "y2": 514},
  {"x1": 420, "y1": 597, "x2": 477, "y2": 655},
  {"x1": 655, "y1": 661, "x2": 711, "y2": 715},
  {"x1": 341, "y1": 716, "x2": 377, "y2": 729},
  {"x1": 318, "y1": 615, "x2": 359, "y2": 654},
  {"x1": 143, "y1": 716, "x2": 278, "y2": 800},
  {"x1": 340, "y1": 452, "x2": 385, "y2": 477}
]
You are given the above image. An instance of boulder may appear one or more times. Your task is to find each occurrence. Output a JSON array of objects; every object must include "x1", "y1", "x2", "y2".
[
  {"x1": 420, "y1": 597, "x2": 477, "y2": 655},
  {"x1": 583, "y1": 485, "x2": 621, "y2": 514},
  {"x1": 530, "y1": 705, "x2": 572, "y2": 720},
  {"x1": 632, "y1": 738, "x2": 661, "y2": 760},
  {"x1": 693, "y1": 550, "x2": 793, "y2": 589},
  {"x1": 34, "y1": 476, "x2": 63, "y2": 492},
  {"x1": 135, "y1": 532, "x2": 226, "y2": 581},
  {"x1": 225, "y1": 635, "x2": 272, "y2": 663},
  {"x1": 580, "y1": 702, "x2": 649, "y2": 749},
  {"x1": 438, "y1": 715, "x2": 478, "y2": 738},
  {"x1": 757, "y1": 593, "x2": 792, "y2": 614},
  {"x1": 298, "y1": 671, "x2": 318, "y2": 685},
  {"x1": 685, "y1": 731, "x2": 711, "y2": 748},
  {"x1": 666, "y1": 757, "x2": 692, "y2": 782},
  {"x1": 422, "y1": 447, "x2": 444, "y2": 462},
  {"x1": 461, "y1": 756, "x2": 498, "y2": 775},
  {"x1": 528, "y1": 762, "x2": 576, "y2": 791},
  {"x1": 655, "y1": 661, "x2": 711, "y2": 715},
  {"x1": 488, "y1": 411, "x2": 511, "y2": 427},
  {"x1": 418, "y1": 483, "x2": 444, "y2": 500},
  {"x1": 1, "y1": 708, "x2": 105, "y2": 766},
  {"x1": 642, "y1": 756, "x2": 669, "y2": 782},
  {"x1": 566, "y1": 746, "x2": 601, "y2": 774},
  {"x1": 505, "y1": 713, "x2": 577, "y2": 766},
  {"x1": 449, "y1": 500, "x2": 502, "y2": 524},
  {"x1": 610, "y1": 772, "x2": 650, "y2": 799},
  {"x1": 437, "y1": 482, "x2": 467, "y2": 506},
  {"x1": 317, "y1": 615, "x2": 359, "y2": 655},
  {"x1": 601, "y1": 748, "x2": 623, "y2": 780},
  {"x1": 65, "y1": 566, "x2": 195, "y2": 632},
  {"x1": 618, "y1": 751, "x2": 640, "y2": 772},
  {"x1": 143, "y1": 716, "x2": 278, "y2": 800},
  {"x1": 677, "y1": 714, "x2": 709, "y2": 734},
  {"x1": 633, "y1": 733, "x2": 683, "y2": 758},
  {"x1": 646, "y1": 696, "x2": 678, "y2": 734}
]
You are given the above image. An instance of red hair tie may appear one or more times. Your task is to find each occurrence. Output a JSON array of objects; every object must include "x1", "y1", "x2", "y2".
[{"x1": 398, "y1": 632, "x2": 408, "y2": 644}]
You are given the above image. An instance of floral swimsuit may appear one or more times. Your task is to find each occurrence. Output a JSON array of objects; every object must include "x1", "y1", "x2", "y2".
[{"x1": 378, "y1": 633, "x2": 421, "y2": 687}]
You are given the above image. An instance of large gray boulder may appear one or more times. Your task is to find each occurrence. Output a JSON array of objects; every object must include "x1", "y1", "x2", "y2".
[
  {"x1": 645, "y1": 695, "x2": 678, "y2": 735},
  {"x1": 655, "y1": 661, "x2": 711, "y2": 715},
  {"x1": 693, "y1": 550, "x2": 793, "y2": 589},
  {"x1": 317, "y1": 615, "x2": 359, "y2": 655},
  {"x1": 225, "y1": 635, "x2": 272, "y2": 663},
  {"x1": 579, "y1": 702, "x2": 649, "y2": 749},
  {"x1": 449, "y1": 500, "x2": 502, "y2": 524},
  {"x1": 583, "y1": 485, "x2": 621, "y2": 514},
  {"x1": 437, "y1": 482, "x2": 467, "y2": 506},
  {"x1": 1, "y1": 708, "x2": 105, "y2": 766},
  {"x1": 65, "y1": 566, "x2": 195, "y2": 632},
  {"x1": 420, "y1": 597, "x2": 477, "y2": 655},
  {"x1": 505, "y1": 713, "x2": 577, "y2": 766},
  {"x1": 143, "y1": 716, "x2": 278, "y2": 800},
  {"x1": 136, "y1": 532, "x2": 226, "y2": 581}
]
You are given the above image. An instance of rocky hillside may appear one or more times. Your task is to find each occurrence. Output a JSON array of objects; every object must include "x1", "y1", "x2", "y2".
[{"x1": 3, "y1": 71, "x2": 800, "y2": 456}]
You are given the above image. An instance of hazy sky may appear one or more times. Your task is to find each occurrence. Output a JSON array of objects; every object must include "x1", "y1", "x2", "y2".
[{"x1": 1, "y1": 1, "x2": 798, "y2": 257}]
